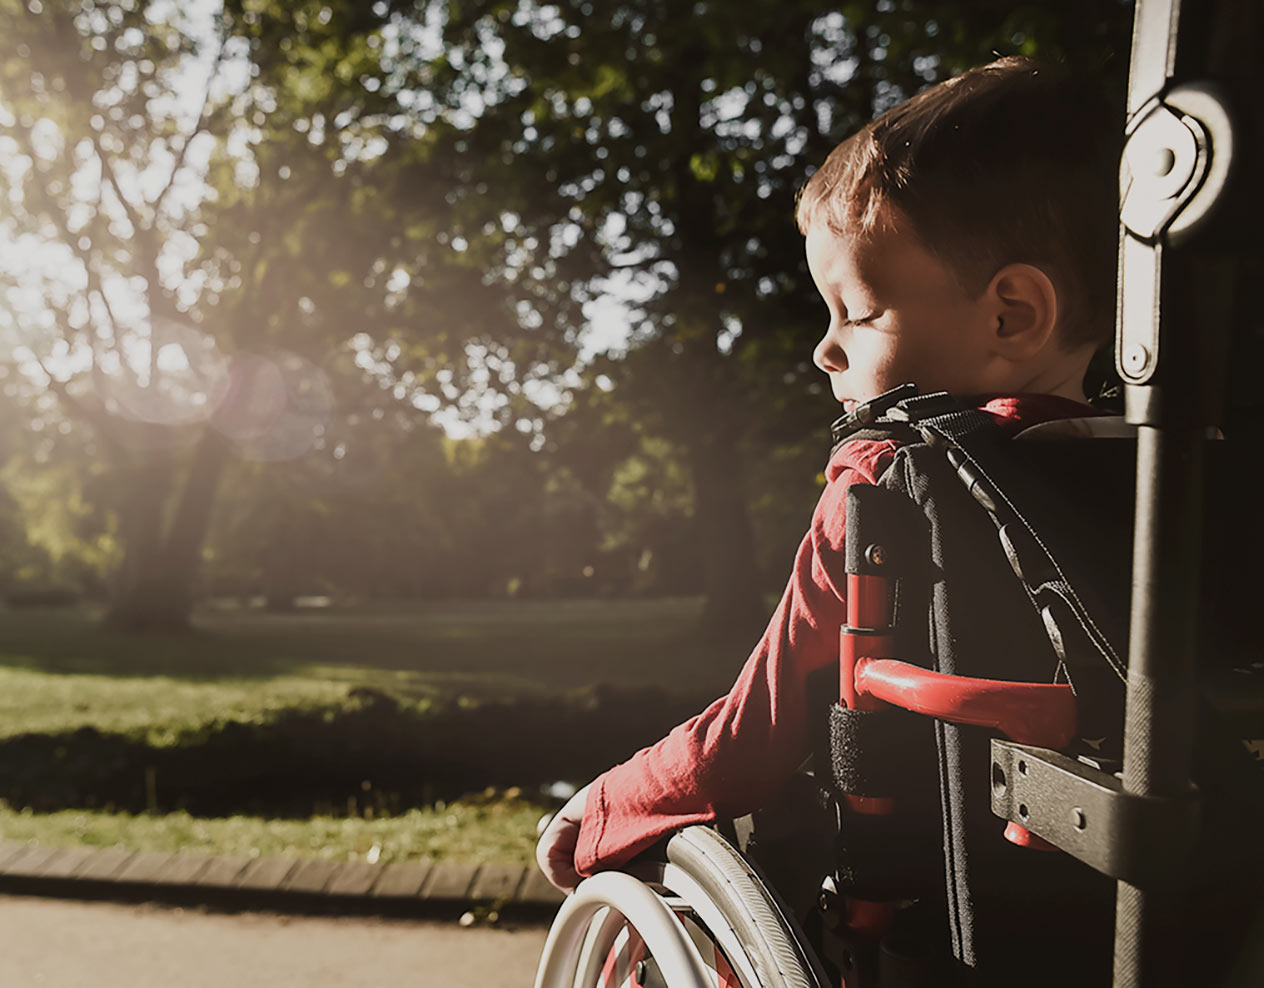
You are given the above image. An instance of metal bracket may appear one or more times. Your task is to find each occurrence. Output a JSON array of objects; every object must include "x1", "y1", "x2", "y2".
[
  {"x1": 1115, "y1": 83, "x2": 1234, "y2": 389},
  {"x1": 990, "y1": 739, "x2": 1200, "y2": 887},
  {"x1": 1119, "y1": 99, "x2": 1208, "y2": 245}
]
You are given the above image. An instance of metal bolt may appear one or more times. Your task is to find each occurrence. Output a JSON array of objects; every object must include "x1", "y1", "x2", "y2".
[
  {"x1": 864, "y1": 543, "x2": 886, "y2": 567},
  {"x1": 1122, "y1": 343, "x2": 1150, "y2": 375},
  {"x1": 1071, "y1": 807, "x2": 1087, "y2": 830},
  {"x1": 991, "y1": 762, "x2": 1007, "y2": 795},
  {"x1": 1150, "y1": 146, "x2": 1177, "y2": 178}
]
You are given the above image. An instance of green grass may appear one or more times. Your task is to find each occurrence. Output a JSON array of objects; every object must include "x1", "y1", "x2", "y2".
[
  {"x1": 0, "y1": 598, "x2": 745, "y2": 740},
  {"x1": 0, "y1": 665, "x2": 351, "y2": 744},
  {"x1": 0, "y1": 599, "x2": 742, "y2": 734},
  {"x1": 0, "y1": 598, "x2": 744, "y2": 862},
  {"x1": 0, "y1": 790, "x2": 548, "y2": 866}
]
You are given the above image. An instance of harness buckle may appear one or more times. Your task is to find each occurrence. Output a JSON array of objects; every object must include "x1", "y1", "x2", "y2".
[{"x1": 828, "y1": 384, "x2": 920, "y2": 446}]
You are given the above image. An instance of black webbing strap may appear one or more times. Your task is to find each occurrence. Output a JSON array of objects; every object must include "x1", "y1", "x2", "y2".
[
  {"x1": 906, "y1": 402, "x2": 1128, "y2": 738},
  {"x1": 828, "y1": 390, "x2": 1129, "y2": 754},
  {"x1": 843, "y1": 391, "x2": 1126, "y2": 691},
  {"x1": 877, "y1": 398, "x2": 1128, "y2": 974},
  {"x1": 824, "y1": 391, "x2": 1131, "y2": 961}
]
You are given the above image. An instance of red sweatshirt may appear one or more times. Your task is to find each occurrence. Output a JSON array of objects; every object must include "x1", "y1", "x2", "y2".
[{"x1": 574, "y1": 394, "x2": 1098, "y2": 876}]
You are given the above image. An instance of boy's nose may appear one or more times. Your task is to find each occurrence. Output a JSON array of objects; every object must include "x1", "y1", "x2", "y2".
[{"x1": 813, "y1": 333, "x2": 847, "y2": 374}]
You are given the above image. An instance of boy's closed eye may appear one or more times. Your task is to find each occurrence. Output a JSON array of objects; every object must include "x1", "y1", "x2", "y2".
[{"x1": 830, "y1": 309, "x2": 882, "y2": 331}]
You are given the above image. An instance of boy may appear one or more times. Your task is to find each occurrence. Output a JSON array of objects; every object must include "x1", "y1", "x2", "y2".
[{"x1": 538, "y1": 56, "x2": 1119, "y2": 892}]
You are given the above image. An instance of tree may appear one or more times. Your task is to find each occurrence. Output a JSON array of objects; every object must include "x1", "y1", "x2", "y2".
[
  {"x1": 0, "y1": 0, "x2": 1133, "y2": 632},
  {"x1": 0, "y1": 0, "x2": 538, "y2": 629},
  {"x1": 407, "y1": 0, "x2": 1132, "y2": 630}
]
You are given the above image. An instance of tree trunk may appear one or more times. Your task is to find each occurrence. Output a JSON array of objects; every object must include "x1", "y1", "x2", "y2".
[
  {"x1": 156, "y1": 429, "x2": 231, "y2": 618},
  {"x1": 262, "y1": 507, "x2": 301, "y2": 612},
  {"x1": 105, "y1": 442, "x2": 178, "y2": 632},
  {"x1": 685, "y1": 428, "x2": 765, "y2": 641},
  {"x1": 105, "y1": 429, "x2": 230, "y2": 632}
]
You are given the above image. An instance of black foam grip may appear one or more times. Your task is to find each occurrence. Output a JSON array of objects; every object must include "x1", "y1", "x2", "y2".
[{"x1": 827, "y1": 702, "x2": 935, "y2": 798}]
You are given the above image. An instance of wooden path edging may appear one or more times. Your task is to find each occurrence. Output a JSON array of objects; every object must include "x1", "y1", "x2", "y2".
[{"x1": 0, "y1": 841, "x2": 564, "y2": 919}]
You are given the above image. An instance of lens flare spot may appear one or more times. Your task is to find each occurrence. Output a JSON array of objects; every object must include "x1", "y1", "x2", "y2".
[
  {"x1": 92, "y1": 317, "x2": 230, "y2": 428},
  {"x1": 211, "y1": 348, "x2": 333, "y2": 461}
]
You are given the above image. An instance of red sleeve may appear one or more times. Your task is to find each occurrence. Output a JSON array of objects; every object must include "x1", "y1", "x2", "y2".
[{"x1": 573, "y1": 439, "x2": 899, "y2": 876}]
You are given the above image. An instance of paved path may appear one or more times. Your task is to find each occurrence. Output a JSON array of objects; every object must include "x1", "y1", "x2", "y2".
[{"x1": 0, "y1": 893, "x2": 550, "y2": 987}]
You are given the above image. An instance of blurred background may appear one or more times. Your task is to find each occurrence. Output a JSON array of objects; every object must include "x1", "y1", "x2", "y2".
[{"x1": 0, "y1": 0, "x2": 1131, "y2": 872}]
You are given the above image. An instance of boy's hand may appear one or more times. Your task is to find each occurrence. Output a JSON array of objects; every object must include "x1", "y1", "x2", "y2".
[{"x1": 535, "y1": 784, "x2": 590, "y2": 893}]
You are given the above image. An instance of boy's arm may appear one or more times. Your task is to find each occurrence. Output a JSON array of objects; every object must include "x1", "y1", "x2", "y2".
[
  {"x1": 568, "y1": 445, "x2": 898, "y2": 877},
  {"x1": 570, "y1": 537, "x2": 843, "y2": 875}
]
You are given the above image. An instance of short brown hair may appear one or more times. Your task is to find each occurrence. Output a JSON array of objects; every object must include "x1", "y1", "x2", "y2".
[{"x1": 796, "y1": 57, "x2": 1120, "y2": 347}]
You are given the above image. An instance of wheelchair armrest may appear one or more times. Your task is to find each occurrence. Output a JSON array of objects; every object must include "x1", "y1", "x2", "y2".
[{"x1": 853, "y1": 657, "x2": 1077, "y2": 750}]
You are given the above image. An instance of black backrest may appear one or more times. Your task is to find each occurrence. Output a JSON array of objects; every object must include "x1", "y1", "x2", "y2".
[
  {"x1": 881, "y1": 438, "x2": 1126, "y2": 985},
  {"x1": 879, "y1": 430, "x2": 1264, "y2": 985}
]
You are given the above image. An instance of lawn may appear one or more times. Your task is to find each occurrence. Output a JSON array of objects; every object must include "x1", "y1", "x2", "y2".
[
  {"x1": 0, "y1": 664, "x2": 349, "y2": 744},
  {"x1": 0, "y1": 791, "x2": 547, "y2": 867},
  {"x1": 0, "y1": 597, "x2": 751, "y2": 864},
  {"x1": 0, "y1": 596, "x2": 738, "y2": 717}
]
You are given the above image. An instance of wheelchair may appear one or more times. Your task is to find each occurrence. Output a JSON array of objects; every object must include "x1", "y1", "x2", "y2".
[
  {"x1": 533, "y1": 825, "x2": 825, "y2": 988},
  {"x1": 535, "y1": 0, "x2": 1264, "y2": 984},
  {"x1": 532, "y1": 390, "x2": 1264, "y2": 986}
]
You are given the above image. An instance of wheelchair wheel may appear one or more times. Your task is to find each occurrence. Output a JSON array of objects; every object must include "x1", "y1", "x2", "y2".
[{"x1": 532, "y1": 826, "x2": 826, "y2": 988}]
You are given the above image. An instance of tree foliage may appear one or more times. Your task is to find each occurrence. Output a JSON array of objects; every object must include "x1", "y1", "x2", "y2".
[
  {"x1": 0, "y1": 0, "x2": 538, "y2": 626},
  {"x1": 0, "y1": 0, "x2": 1134, "y2": 632},
  {"x1": 413, "y1": 0, "x2": 1132, "y2": 627}
]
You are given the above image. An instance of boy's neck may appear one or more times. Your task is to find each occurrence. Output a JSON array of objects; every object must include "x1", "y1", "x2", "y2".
[{"x1": 1004, "y1": 351, "x2": 1095, "y2": 405}]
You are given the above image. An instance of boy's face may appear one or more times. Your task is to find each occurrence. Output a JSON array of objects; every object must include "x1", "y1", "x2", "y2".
[{"x1": 805, "y1": 208, "x2": 999, "y2": 410}]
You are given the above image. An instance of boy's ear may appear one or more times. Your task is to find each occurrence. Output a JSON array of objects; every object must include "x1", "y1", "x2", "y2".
[{"x1": 985, "y1": 263, "x2": 1059, "y2": 356}]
